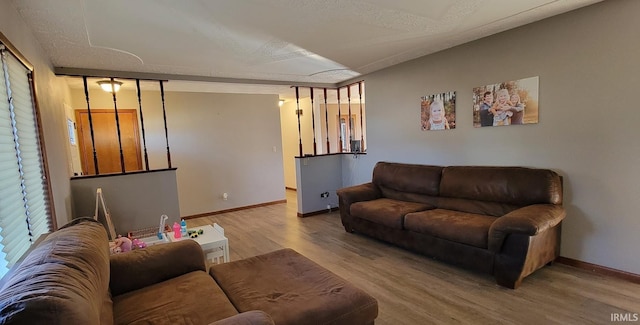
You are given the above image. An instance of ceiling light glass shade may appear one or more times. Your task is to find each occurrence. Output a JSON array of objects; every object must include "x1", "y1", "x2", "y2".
[{"x1": 97, "y1": 80, "x2": 123, "y2": 92}]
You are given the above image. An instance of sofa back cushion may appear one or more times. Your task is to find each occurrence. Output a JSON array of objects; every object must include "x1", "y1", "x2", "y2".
[
  {"x1": 439, "y1": 167, "x2": 563, "y2": 215},
  {"x1": 373, "y1": 162, "x2": 443, "y2": 204},
  {"x1": 0, "y1": 218, "x2": 112, "y2": 325}
]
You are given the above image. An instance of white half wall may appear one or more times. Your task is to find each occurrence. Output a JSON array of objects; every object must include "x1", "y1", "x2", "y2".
[
  {"x1": 344, "y1": 0, "x2": 640, "y2": 275},
  {"x1": 295, "y1": 155, "x2": 341, "y2": 215},
  {"x1": 70, "y1": 169, "x2": 180, "y2": 234}
]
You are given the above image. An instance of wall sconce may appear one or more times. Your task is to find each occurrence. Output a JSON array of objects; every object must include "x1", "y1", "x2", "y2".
[
  {"x1": 278, "y1": 99, "x2": 285, "y2": 107},
  {"x1": 97, "y1": 80, "x2": 123, "y2": 93}
]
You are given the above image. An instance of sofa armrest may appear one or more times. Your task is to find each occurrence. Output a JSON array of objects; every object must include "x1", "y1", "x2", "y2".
[
  {"x1": 336, "y1": 182, "x2": 381, "y2": 206},
  {"x1": 488, "y1": 204, "x2": 566, "y2": 252},
  {"x1": 110, "y1": 240, "x2": 206, "y2": 296},
  {"x1": 209, "y1": 311, "x2": 275, "y2": 325},
  {"x1": 337, "y1": 183, "x2": 381, "y2": 232}
]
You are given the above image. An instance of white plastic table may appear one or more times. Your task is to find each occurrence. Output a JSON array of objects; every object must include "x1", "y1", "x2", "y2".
[{"x1": 166, "y1": 223, "x2": 229, "y2": 264}]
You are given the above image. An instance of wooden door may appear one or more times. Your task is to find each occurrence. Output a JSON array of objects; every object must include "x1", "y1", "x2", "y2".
[{"x1": 76, "y1": 109, "x2": 142, "y2": 175}]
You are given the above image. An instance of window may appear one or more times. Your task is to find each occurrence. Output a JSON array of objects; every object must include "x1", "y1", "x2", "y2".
[{"x1": 0, "y1": 38, "x2": 53, "y2": 277}]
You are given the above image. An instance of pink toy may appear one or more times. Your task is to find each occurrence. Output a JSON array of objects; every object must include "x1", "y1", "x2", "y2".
[
  {"x1": 173, "y1": 222, "x2": 181, "y2": 239},
  {"x1": 131, "y1": 238, "x2": 147, "y2": 249},
  {"x1": 114, "y1": 236, "x2": 132, "y2": 253}
]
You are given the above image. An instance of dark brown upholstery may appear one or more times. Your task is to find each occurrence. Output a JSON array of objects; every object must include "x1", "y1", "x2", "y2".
[
  {"x1": 210, "y1": 311, "x2": 274, "y2": 325},
  {"x1": 0, "y1": 218, "x2": 111, "y2": 325},
  {"x1": 0, "y1": 219, "x2": 375, "y2": 324},
  {"x1": 210, "y1": 248, "x2": 378, "y2": 325},
  {"x1": 373, "y1": 163, "x2": 443, "y2": 197},
  {"x1": 352, "y1": 198, "x2": 433, "y2": 229},
  {"x1": 440, "y1": 166, "x2": 563, "y2": 206},
  {"x1": 404, "y1": 209, "x2": 496, "y2": 248},
  {"x1": 113, "y1": 272, "x2": 238, "y2": 324},
  {"x1": 337, "y1": 161, "x2": 566, "y2": 288},
  {"x1": 110, "y1": 239, "x2": 206, "y2": 296}
]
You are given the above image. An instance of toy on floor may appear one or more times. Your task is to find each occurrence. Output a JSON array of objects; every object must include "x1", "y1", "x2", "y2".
[
  {"x1": 131, "y1": 238, "x2": 147, "y2": 249},
  {"x1": 158, "y1": 214, "x2": 168, "y2": 239},
  {"x1": 187, "y1": 228, "x2": 204, "y2": 238},
  {"x1": 109, "y1": 236, "x2": 132, "y2": 254}
]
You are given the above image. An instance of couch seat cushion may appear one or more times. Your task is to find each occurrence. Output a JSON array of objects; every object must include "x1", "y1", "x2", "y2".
[
  {"x1": 210, "y1": 248, "x2": 378, "y2": 325},
  {"x1": 351, "y1": 198, "x2": 433, "y2": 229},
  {"x1": 113, "y1": 270, "x2": 237, "y2": 325},
  {"x1": 404, "y1": 209, "x2": 497, "y2": 248}
]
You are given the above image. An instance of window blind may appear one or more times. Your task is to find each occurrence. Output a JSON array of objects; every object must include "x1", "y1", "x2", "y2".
[{"x1": 0, "y1": 44, "x2": 51, "y2": 277}]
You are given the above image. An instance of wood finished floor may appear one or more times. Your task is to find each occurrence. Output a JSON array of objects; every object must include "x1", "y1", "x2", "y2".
[{"x1": 189, "y1": 190, "x2": 640, "y2": 325}]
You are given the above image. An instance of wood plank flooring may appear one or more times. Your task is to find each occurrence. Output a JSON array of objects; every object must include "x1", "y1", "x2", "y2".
[{"x1": 188, "y1": 190, "x2": 640, "y2": 325}]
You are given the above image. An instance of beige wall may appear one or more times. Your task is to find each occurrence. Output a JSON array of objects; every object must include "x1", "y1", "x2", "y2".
[
  {"x1": 345, "y1": 0, "x2": 640, "y2": 274},
  {"x1": 1, "y1": 2, "x2": 74, "y2": 228},
  {"x1": 70, "y1": 88, "x2": 285, "y2": 216},
  {"x1": 166, "y1": 91, "x2": 285, "y2": 216}
]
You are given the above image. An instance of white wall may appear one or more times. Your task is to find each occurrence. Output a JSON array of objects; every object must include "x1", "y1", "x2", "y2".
[
  {"x1": 344, "y1": 0, "x2": 640, "y2": 275},
  {"x1": 295, "y1": 155, "x2": 341, "y2": 214},
  {"x1": 70, "y1": 88, "x2": 285, "y2": 217},
  {"x1": 0, "y1": 2, "x2": 74, "y2": 228}
]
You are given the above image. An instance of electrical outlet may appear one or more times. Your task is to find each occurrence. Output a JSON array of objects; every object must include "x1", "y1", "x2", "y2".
[
  {"x1": 327, "y1": 204, "x2": 331, "y2": 211},
  {"x1": 222, "y1": 192, "x2": 228, "y2": 200}
]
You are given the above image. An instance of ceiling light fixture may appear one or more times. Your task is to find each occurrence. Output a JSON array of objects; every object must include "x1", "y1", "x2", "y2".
[{"x1": 97, "y1": 80, "x2": 123, "y2": 93}]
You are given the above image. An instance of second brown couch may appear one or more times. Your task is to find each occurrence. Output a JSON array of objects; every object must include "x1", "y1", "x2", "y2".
[{"x1": 337, "y1": 161, "x2": 566, "y2": 289}]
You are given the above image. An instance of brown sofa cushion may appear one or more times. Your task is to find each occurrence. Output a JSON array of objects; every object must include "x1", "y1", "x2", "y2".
[
  {"x1": 210, "y1": 310, "x2": 275, "y2": 325},
  {"x1": 113, "y1": 271, "x2": 237, "y2": 325},
  {"x1": 351, "y1": 198, "x2": 433, "y2": 229},
  {"x1": 404, "y1": 209, "x2": 497, "y2": 248},
  {"x1": 440, "y1": 166, "x2": 563, "y2": 206},
  {"x1": 209, "y1": 248, "x2": 378, "y2": 325},
  {"x1": 373, "y1": 162, "x2": 443, "y2": 199},
  {"x1": 0, "y1": 218, "x2": 111, "y2": 325},
  {"x1": 437, "y1": 196, "x2": 521, "y2": 217},
  {"x1": 110, "y1": 240, "x2": 206, "y2": 296}
]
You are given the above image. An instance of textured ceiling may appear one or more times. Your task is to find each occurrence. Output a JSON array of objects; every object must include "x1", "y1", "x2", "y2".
[{"x1": 12, "y1": 0, "x2": 600, "y2": 96}]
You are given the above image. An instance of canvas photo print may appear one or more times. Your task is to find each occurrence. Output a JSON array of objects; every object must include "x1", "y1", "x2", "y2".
[
  {"x1": 421, "y1": 91, "x2": 456, "y2": 131},
  {"x1": 473, "y1": 76, "x2": 539, "y2": 127}
]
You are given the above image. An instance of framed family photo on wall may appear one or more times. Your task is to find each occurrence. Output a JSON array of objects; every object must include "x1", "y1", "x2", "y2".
[
  {"x1": 473, "y1": 76, "x2": 539, "y2": 128},
  {"x1": 421, "y1": 91, "x2": 456, "y2": 131}
]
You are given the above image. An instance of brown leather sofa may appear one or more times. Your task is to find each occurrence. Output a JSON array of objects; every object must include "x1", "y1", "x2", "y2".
[
  {"x1": 337, "y1": 162, "x2": 566, "y2": 289},
  {"x1": 0, "y1": 218, "x2": 378, "y2": 324},
  {"x1": 0, "y1": 218, "x2": 274, "y2": 325}
]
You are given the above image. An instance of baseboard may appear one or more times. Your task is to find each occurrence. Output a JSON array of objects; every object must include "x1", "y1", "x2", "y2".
[
  {"x1": 183, "y1": 199, "x2": 287, "y2": 220},
  {"x1": 297, "y1": 207, "x2": 336, "y2": 218},
  {"x1": 556, "y1": 256, "x2": 640, "y2": 284}
]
